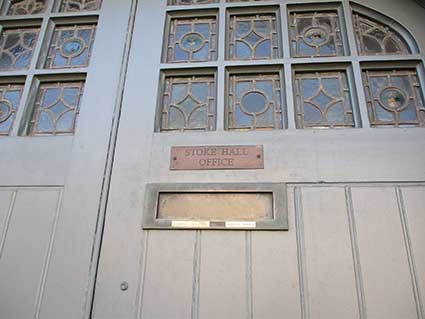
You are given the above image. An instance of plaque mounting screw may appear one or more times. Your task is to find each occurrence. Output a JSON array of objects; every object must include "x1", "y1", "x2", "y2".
[
  {"x1": 120, "y1": 281, "x2": 129, "y2": 291},
  {"x1": 257, "y1": 154, "x2": 261, "y2": 159},
  {"x1": 173, "y1": 157, "x2": 177, "y2": 161}
]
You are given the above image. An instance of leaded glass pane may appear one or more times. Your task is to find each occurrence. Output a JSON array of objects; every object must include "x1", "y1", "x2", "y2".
[
  {"x1": 168, "y1": 0, "x2": 217, "y2": 5},
  {"x1": 228, "y1": 13, "x2": 280, "y2": 60},
  {"x1": 29, "y1": 81, "x2": 85, "y2": 135},
  {"x1": 295, "y1": 71, "x2": 355, "y2": 128},
  {"x1": 6, "y1": 0, "x2": 47, "y2": 15},
  {"x1": 228, "y1": 73, "x2": 283, "y2": 130},
  {"x1": 0, "y1": 84, "x2": 23, "y2": 135},
  {"x1": 60, "y1": 0, "x2": 102, "y2": 12},
  {"x1": 353, "y1": 14, "x2": 410, "y2": 56},
  {"x1": 363, "y1": 69, "x2": 425, "y2": 127},
  {"x1": 166, "y1": 16, "x2": 217, "y2": 63},
  {"x1": 160, "y1": 75, "x2": 216, "y2": 131},
  {"x1": 0, "y1": 28, "x2": 39, "y2": 71},
  {"x1": 45, "y1": 24, "x2": 97, "y2": 69},
  {"x1": 289, "y1": 11, "x2": 344, "y2": 58}
]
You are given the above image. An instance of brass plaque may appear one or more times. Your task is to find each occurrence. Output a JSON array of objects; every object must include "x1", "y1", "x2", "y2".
[{"x1": 170, "y1": 145, "x2": 264, "y2": 170}]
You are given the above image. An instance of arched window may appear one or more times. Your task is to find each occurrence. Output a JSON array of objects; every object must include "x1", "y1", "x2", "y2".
[{"x1": 155, "y1": 0, "x2": 425, "y2": 132}]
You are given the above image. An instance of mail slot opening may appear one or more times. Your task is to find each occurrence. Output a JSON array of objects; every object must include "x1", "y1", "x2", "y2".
[
  {"x1": 157, "y1": 192, "x2": 274, "y2": 221},
  {"x1": 143, "y1": 183, "x2": 288, "y2": 230}
]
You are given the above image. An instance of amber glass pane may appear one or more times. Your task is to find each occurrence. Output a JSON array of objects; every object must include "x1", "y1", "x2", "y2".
[
  {"x1": 295, "y1": 71, "x2": 355, "y2": 128},
  {"x1": 0, "y1": 28, "x2": 39, "y2": 71},
  {"x1": 168, "y1": 0, "x2": 217, "y2": 5},
  {"x1": 0, "y1": 84, "x2": 24, "y2": 135},
  {"x1": 7, "y1": 0, "x2": 47, "y2": 15},
  {"x1": 353, "y1": 14, "x2": 410, "y2": 56},
  {"x1": 228, "y1": 13, "x2": 280, "y2": 60},
  {"x1": 46, "y1": 24, "x2": 97, "y2": 69},
  {"x1": 166, "y1": 16, "x2": 217, "y2": 63},
  {"x1": 228, "y1": 73, "x2": 283, "y2": 130},
  {"x1": 29, "y1": 81, "x2": 85, "y2": 135},
  {"x1": 60, "y1": 0, "x2": 102, "y2": 12},
  {"x1": 160, "y1": 75, "x2": 216, "y2": 132},
  {"x1": 363, "y1": 69, "x2": 425, "y2": 127},
  {"x1": 290, "y1": 11, "x2": 344, "y2": 58}
]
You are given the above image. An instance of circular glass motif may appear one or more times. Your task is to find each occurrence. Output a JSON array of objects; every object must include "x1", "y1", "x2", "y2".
[
  {"x1": 241, "y1": 92, "x2": 268, "y2": 114},
  {"x1": 303, "y1": 27, "x2": 330, "y2": 47},
  {"x1": 61, "y1": 38, "x2": 85, "y2": 58},
  {"x1": 0, "y1": 100, "x2": 12, "y2": 122},
  {"x1": 181, "y1": 33, "x2": 204, "y2": 52},
  {"x1": 380, "y1": 87, "x2": 408, "y2": 111}
]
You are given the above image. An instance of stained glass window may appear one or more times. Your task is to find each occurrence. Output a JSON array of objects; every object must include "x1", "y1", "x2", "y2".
[
  {"x1": 228, "y1": 13, "x2": 280, "y2": 60},
  {"x1": 363, "y1": 69, "x2": 425, "y2": 127},
  {"x1": 353, "y1": 14, "x2": 410, "y2": 56},
  {"x1": 227, "y1": 73, "x2": 283, "y2": 130},
  {"x1": 46, "y1": 24, "x2": 97, "y2": 69},
  {"x1": 294, "y1": 71, "x2": 355, "y2": 128},
  {"x1": 166, "y1": 16, "x2": 217, "y2": 63},
  {"x1": 168, "y1": 0, "x2": 217, "y2": 5},
  {"x1": 29, "y1": 81, "x2": 85, "y2": 135},
  {"x1": 289, "y1": 11, "x2": 344, "y2": 58},
  {"x1": 60, "y1": 0, "x2": 102, "y2": 12},
  {"x1": 0, "y1": 84, "x2": 24, "y2": 135},
  {"x1": 0, "y1": 28, "x2": 39, "y2": 71},
  {"x1": 6, "y1": 0, "x2": 47, "y2": 15},
  {"x1": 160, "y1": 75, "x2": 216, "y2": 131}
]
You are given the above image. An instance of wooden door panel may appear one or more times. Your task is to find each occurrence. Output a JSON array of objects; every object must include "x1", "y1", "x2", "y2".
[
  {"x1": 199, "y1": 231, "x2": 247, "y2": 319},
  {"x1": 92, "y1": 1, "x2": 425, "y2": 319},
  {"x1": 350, "y1": 186, "x2": 417, "y2": 319},
  {"x1": 298, "y1": 186, "x2": 359, "y2": 319},
  {"x1": 397, "y1": 187, "x2": 425, "y2": 318},
  {"x1": 108, "y1": 184, "x2": 424, "y2": 319},
  {"x1": 141, "y1": 231, "x2": 196, "y2": 319},
  {"x1": 251, "y1": 188, "x2": 300, "y2": 319},
  {"x1": 0, "y1": 188, "x2": 61, "y2": 318},
  {"x1": 0, "y1": 0, "x2": 134, "y2": 318}
]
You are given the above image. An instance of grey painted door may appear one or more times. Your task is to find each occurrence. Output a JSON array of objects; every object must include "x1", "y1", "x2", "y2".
[
  {"x1": 91, "y1": 0, "x2": 425, "y2": 319},
  {"x1": 0, "y1": 1, "x2": 133, "y2": 318}
]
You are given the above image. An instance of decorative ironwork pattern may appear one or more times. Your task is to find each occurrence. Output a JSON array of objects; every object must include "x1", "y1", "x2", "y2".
[
  {"x1": 168, "y1": 0, "x2": 217, "y2": 5},
  {"x1": 295, "y1": 71, "x2": 355, "y2": 128},
  {"x1": 228, "y1": 13, "x2": 280, "y2": 60},
  {"x1": 289, "y1": 11, "x2": 344, "y2": 58},
  {"x1": 0, "y1": 84, "x2": 23, "y2": 135},
  {"x1": 161, "y1": 75, "x2": 216, "y2": 131},
  {"x1": 29, "y1": 81, "x2": 85, "y2": 135},
  {"x1": 0, "y1": 28, "x2": 39, "y2": 71},
  {"x1": 363, "y1": 69, "x2": 425, "y2": 127},
  {"x1": 166, "y1": 17, "x2": 217, "y2": 63},
  {"x1": 46, "y1": 24, "x2": 97, "y2": 69},
  {"x1": 353, "y1": 14, "x2": 410, "y2": 56},
  {"x1": 6, "y1": 0, "x2": 47, "y2": 15},
  {"x1": 228, "y1": 73, "x2": 283, "y2": 130},
  {"x1": 60, "y1": 0, "x2": 102, "y2": 12}
]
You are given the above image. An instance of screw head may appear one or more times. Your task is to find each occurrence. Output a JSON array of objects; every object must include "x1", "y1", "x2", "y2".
[{"x1": 120, "y1": 281, "x2": 129, "y2": 291}]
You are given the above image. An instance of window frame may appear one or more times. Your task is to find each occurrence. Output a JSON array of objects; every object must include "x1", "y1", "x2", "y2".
[
  {"x1": 0, "y1": 0, "x2": 101, "y2": 137},
  {"x1": 156, "y1": 0, "x2": 425, "y2": 132}
]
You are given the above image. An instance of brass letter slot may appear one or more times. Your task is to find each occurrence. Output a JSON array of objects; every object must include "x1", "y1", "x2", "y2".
[{"x1": 142, "y1": 183, "x2": 288, "y2": 231}]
